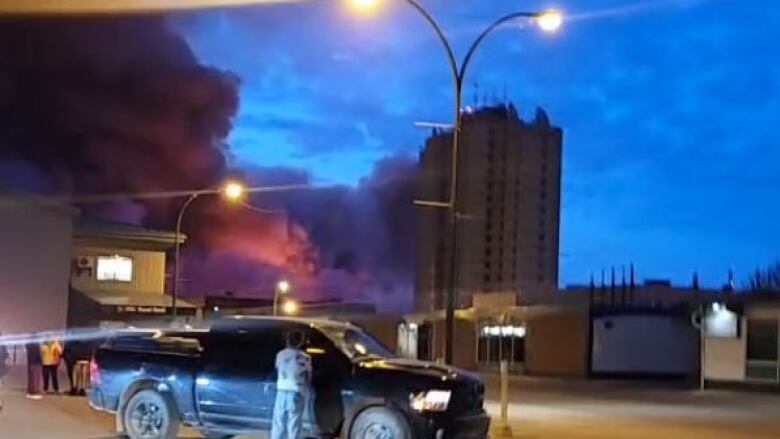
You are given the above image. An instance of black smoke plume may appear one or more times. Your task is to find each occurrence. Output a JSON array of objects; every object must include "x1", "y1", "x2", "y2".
[
  {"x1": 0, "y1": 15, "x2": 415, "y2": 312},
  {"x1": 0, "y1": 15, "x2": 237, "y2": 199}
]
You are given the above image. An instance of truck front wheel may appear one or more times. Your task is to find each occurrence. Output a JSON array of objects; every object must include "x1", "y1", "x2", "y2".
[
  {"x1": 350, "y1": 407, "x2": 410, "y2": 439},
  {"x1": 122, "y1": 389, "x2": 180, "y2": 439}
]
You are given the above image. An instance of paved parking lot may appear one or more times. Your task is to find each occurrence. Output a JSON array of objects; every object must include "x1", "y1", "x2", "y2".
[
  {"x1": 1, "y1": 368, "x2": 779, "y2": 439},
  {"x1": 482, "y1": 375, "x2": 780, "y2": 438}
]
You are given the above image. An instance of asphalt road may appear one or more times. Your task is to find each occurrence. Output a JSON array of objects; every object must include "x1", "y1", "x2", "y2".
[{"x1": 1, "y1": 369, "x2": 779, "y2": 439}]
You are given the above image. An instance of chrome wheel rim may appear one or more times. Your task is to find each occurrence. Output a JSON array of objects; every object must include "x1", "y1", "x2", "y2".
[
  {"x1": 129, "y1": 400, "x2": 164, "y2": 438},
  {"x1": 365, "y1": 422, "x2": 394, "y2": 439}
]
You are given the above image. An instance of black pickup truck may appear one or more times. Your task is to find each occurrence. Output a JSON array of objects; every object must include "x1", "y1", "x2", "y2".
[{"x1": 89, "y1": 317, "x2": 489, "y2": 439}]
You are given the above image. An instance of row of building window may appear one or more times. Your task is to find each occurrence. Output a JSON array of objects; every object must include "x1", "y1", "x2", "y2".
[
  {"x1": 486, "y1": 131, "x2": 553, "y2": 156},
  {"x1": 485, "y1": 200, "x2": 547, "y2": 218},
  {"x1": 485, "y1": 259, "x2": 519, "y2": 270},
  {"x1": 486, "y1": 186, "x2": 549, "y2": 204},
  {"x1": 484, "y1": 232, "x2": 547, "y2": 243},
  {"x1": 485, "y1": 245, "x2": 519, "y2": 256},
  {"x1": 483, "y1": 273, "x2": 547, "y2": 286},
  {"x1": 484, "y1": 255, "x2": 547, "y2": 269},
  {"x1": 483, "y1": 273, "x2": 517, "y2": 283},
  {"x1": 485, "y1": 246, "x2": 546, "y2": 257},
  {"x1": 483, "y1": 255, "x2": 548, "y2": 283},
  {"x1": 486, "y1": 217, "x2": 547, "y2": 230}
]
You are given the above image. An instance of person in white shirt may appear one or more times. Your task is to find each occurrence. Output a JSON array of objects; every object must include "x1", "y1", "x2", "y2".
[{"x1": 271, "y1": 330, "x2": 312, "y2": 439}]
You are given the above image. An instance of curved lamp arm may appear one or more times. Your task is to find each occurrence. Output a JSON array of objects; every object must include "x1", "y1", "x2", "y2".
[
  {"x1": 403, "y1": 0, "x2": 460, "y2": 88},
  {"x1": 460, "y1": 12, "x2": 538, "y2": 82},
  {"x1": 403, "y1": 0, "x2": 464, "y2": 207}
]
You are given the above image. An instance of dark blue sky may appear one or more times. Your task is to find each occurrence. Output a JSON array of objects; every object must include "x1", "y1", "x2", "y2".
[{"x1": 172, "y1": 0, "x2": 780, "y2": 288}]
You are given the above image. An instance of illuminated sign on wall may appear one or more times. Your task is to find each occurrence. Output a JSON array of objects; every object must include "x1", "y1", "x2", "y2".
[
  {"x1": 115, "y1": 306, "x2": 167, "y2": 315},
  {"x1": 481, "y1": 325, "x2": 526, "y2": 338}
]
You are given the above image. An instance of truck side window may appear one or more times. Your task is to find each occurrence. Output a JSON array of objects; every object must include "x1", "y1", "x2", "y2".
[
  {"x1": 255, "y1": 328, "x2": 286, "y2": 377},
  {"x1": 206, "y1": 329, "x2": 285, "y2": 378},
  {"x1": 304, "y1": 328, "x2": 349, "y2": 377},
  {"x1": 305, "y1": 328, "x2": 335, "y2": 352}
]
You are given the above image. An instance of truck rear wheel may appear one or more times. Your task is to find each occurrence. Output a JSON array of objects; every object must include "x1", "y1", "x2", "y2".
[
  {"x1": 350, "y1": 407, "x2": 410, "y2": 439},
  {"x1": 123, "y1": 389, "x2": 180, "y2": 439}
]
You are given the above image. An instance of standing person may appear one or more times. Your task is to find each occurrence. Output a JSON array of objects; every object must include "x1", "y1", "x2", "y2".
[
  {"x1": 69, "y1": 340, "x2": 92, "y2": 396},
  {"x1": 40, "y1": 336, "x2": 63, "y2": 394},
  {"x1": 271, "y1": 330, "x2": 312, "y2": 439},
  {"x1": 0, "y1": 331, "x2": 9, "y2": 412},
  {"x1": 25, "y1": 338, "x2": 43, "y2": 399},
  {"x1": 0, "y1": 332, "x2": 8, "y2": 379},
  {"x1": 62, "y1": 339, "x2": 80, "y2": 396}
]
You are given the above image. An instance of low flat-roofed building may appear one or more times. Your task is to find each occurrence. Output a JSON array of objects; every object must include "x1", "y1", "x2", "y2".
[
  {"x1": 704, "y1": 294, "x2": 780, "y2": 387},
  {"x1": 68, "y1": 218, "x2": 196, "y2": 329}
]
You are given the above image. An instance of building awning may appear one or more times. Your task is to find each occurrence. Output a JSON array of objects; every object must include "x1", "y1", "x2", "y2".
[{"x1": 76, "y1": 289, "x2": 196, "y2": 316}]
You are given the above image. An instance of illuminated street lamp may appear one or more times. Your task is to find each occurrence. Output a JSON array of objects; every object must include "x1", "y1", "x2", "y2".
[
  {"x1": 347, "y1": 0, "x2": 380, "y2": 12},
  {"x1": 222, "y1": 181, "x2": 245, "y2": 200},
  {"x1": 274, "y1": 280, "x2": 291, "y2": 316},
  {"x1": 536, "y1": 10, "x2": 564, "y2": 33},
  {"x1": 350, "y1": 0, "x2": 562, "y2": 364},
  {"x1": 282, "y1": 300, "x2": 299, "y2": 315},
  {"x1": 172, "y1": 180, "x2": 246, "y2": 317}
]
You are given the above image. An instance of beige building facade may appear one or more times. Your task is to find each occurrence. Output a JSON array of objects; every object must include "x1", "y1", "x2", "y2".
[
  {"x1": 396, "y1": 304, "x2": 588, "y2": 376},
  {"x1": 416, "y1": 104, "x2": 562, "y2": 312},
  {"x1": 68, "y1": 218, "x2": 195, "y2": 328},
  {"x1": 704, "y1": 300, "x2": 780, "y2": 386}
]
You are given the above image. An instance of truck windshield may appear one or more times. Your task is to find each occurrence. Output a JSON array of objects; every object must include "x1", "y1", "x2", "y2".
[{"x1": 319, "y1": 326, "x2": 393, "y2": 360}]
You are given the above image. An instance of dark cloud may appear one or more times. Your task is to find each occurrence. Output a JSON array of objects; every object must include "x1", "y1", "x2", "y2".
[{"x1": 0, "y1": 15, "x2": 239, "y2": 201}]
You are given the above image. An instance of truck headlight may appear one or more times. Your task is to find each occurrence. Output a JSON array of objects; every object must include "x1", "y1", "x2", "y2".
[{"x1": 409, "y1": 390, "x2": 451, "y2": 412}]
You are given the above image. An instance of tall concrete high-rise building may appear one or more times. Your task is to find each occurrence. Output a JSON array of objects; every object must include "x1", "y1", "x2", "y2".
[{"x1": 415, "y1": 104, "x2": 562, "y2": 311}]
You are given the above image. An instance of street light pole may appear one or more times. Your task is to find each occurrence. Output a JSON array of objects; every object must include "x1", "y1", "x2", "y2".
[
  {"x1": 402, "y1": 0, "x2": 460, "y2": 366},
  {"x1": 274, "y1": 280, "x2": 291, "y2": 316},
  {"x1": 396, "y1": 0, "x2": 560, "y2": 364},
  {"x1": 173, "y1": 193, "x2": 199, "y2": 319},
  {"x1": 274, "y1": 287, "x2": 279, "y2": 317},
  {"x1": 172, "y1": 181, "x2": 245, "y2": 318}
]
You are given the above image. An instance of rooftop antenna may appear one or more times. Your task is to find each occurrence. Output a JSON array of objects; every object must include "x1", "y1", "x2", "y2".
[
  {"x1": 726, "y1": 268, "x2": 735, "y2": 292},
  {"x1": 490, "y1": 88, "x2": 499, "y2": 106},
  {"x1": 610, "y1": 266, "x2": 616, "y2": 306},
  {"x1": 589, "y1": 272, "x2": 596, "y2": 308},
  {"x1": 621, "y1": 265, "x2": 627, "y2": 306},
  {"x1": 601, "y1": 268, "x2": 606, "y2": 289},
  {"x1": 414, "y1": 121, "x2": 454, "y2": 130}
]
